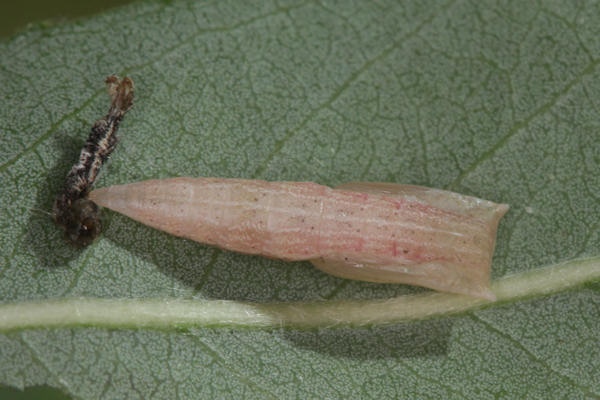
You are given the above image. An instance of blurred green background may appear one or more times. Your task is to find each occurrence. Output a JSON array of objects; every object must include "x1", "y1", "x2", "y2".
[{"x1": 1, "y1": 0, "x2": 134, "y2": 37}]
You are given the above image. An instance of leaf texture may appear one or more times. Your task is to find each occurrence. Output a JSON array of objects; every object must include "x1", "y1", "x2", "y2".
[{"x1": 0, "y1": 0, "x2": 599, "y2": 398}]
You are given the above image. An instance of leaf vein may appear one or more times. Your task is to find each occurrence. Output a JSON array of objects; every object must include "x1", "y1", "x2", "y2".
[
  {"x1": 253, "y1": 0, "x2": 458, "y2": 177},
  {"x1": 449, "y1": 57, "x2": 600, "y2": 190},
  {"x1": 469, "y1": 313, "x2": 600, "y2": 398}
]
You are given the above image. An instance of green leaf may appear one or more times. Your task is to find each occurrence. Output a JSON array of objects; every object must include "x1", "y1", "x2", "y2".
[{"x1": 1, "y1": 0, "x2": 599, "y2": 398}]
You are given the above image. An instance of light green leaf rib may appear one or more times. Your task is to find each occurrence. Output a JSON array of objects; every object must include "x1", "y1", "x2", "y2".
[{"x1": 2, "y1": 257, "x2": 598, "y2": 331}]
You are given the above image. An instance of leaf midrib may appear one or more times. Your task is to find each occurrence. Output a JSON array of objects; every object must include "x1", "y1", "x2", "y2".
[{"x1": 1, "y1": 256, "x2": 598, "y2": 332}]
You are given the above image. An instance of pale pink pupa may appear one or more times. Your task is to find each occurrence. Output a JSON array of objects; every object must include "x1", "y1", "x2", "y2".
[{"x1": 89, "y1": 178, "x2": 509, "y2": 299}]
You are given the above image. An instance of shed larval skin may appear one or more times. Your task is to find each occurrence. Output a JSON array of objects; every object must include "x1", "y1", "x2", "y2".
[{"x1": 90, "y1": 177, "x2": 508, "y2": 299}]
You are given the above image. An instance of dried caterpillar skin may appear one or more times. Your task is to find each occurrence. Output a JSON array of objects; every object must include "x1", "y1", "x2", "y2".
[
  {"x1": 90, "y1": 177, "x2": 508, "y2": 298},
  {"x1": 53, "y1": 76, "x2": 134, "y2": 246}
]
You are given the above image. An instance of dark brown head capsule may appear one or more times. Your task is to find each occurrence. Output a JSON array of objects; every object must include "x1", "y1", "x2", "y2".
[{"x1": 53, "y1": 198, "x2": 102, "y2": 246}]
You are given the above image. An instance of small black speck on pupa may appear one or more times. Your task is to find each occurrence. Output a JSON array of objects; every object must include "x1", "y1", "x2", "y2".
[{"x1": 53, "y1": 75, "x2": 134, "y2": 246}]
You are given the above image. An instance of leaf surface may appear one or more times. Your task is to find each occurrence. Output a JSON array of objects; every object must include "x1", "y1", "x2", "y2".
[{"x1": 1, "y1": 0, "x2": 599, "y2": 398}]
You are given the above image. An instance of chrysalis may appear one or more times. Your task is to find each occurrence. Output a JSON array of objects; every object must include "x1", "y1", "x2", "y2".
[
  {"x1": 90, "y1": 178, "x2": 508, "y2": 299},
  {"x1": 53, "y1": 75, "x2": 134, "y2": 246}
]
